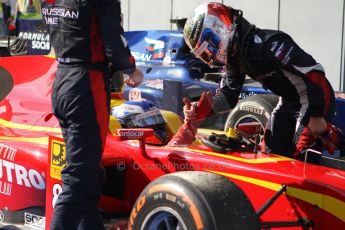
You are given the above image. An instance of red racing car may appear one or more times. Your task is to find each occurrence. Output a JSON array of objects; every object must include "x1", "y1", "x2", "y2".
[{"x1": 0, "y1": 55, "x2": 345, "y2": 230}]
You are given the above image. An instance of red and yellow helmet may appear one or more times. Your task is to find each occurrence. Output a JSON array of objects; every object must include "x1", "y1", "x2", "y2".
[{"x1": 184, "y1": 2, "x2": 238, "y2": 67}]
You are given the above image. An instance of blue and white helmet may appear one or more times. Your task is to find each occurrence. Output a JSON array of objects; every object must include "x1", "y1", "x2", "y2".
[
  {"x1": 111, "y1": 100, "x2": 157, "y2": 124},
  {"x1": 112, "y1": 100, "x2": 168, "y2": 144}
]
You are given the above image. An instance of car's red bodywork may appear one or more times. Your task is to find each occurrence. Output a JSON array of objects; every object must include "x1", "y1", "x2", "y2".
[{"x1": 0, "y1": 55, "x2": 345, "y2": 229}]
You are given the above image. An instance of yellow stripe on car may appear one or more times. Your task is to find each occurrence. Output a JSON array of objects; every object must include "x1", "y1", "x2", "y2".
[
  {"x1": 0, "y1": 136, "x2": 50, "y2": 145},
  {"x1": 0, "y1": 118, "x2": 61, "y2": 133},
  {"x1": 163, "y1": 145, "x2": 291, "y2": 164},
  {"x1": 207, "y1": 170, "x2": 345, "y2": 223}
]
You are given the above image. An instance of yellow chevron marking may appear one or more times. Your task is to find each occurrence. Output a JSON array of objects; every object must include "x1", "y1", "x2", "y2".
[
  {"x1": 0, "y1": 136, "x2": 49, "y2": 145},
  {"x1": 287, "y1": 186, "x2": 345, "y2": 223},
  {"x1": 207, "y1": 170, "x2": 345, "y2": 223},
  {"x1": 0, "y1": 135, "x2": 63, "y2": 145},
  {"x1": 162, "y1": 145, "x2": 291, "y2": 164},
  {"x1": 194, "y1": 148, "x2": 291, "y2": 163},
  {"x1": 0, "y1": 118, "x2": 61, "y2": 133}
]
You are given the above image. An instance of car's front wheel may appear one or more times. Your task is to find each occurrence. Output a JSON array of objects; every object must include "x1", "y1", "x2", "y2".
[{"x1": 128, "y1": 171, "x2": 260, "y2": 230}]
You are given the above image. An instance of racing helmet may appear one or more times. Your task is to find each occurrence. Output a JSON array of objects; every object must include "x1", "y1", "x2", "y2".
[
  {"x1": 184, "y1": 2, "x2": 238, "y2": 67},
  {"x1": 111, "y1": 100, "x2": 157, "y2": 124},
  {"x1": 112, "y1": 100, "x2": 169, "y2": 145}
]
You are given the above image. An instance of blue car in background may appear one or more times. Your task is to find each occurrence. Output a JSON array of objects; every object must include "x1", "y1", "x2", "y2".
[
  {"x1": 122, "y1": 26, "x2": 345, "y2": 154},
  {"x1": 123, "y1": 29, "x2": 269, "y2": 106},
  {"x1": 122, "y1": 28, "x2": 269, "y2": 129}
]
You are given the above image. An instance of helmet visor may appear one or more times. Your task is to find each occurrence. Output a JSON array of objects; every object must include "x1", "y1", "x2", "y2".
[{"x1": 193, "y1": 15, "x2": 230, "y2": 67}]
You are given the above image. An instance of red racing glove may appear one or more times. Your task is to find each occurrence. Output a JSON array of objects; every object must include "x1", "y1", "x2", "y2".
[
  {"x1": 294, "y1": 123, "x2": 341, "y2": 156},
  {"x1": 168, "y1": 91, "x2": 213, "y2": 146},
  {"x1": 319, "y1": 123, "x2": 341, "y2": 154}
]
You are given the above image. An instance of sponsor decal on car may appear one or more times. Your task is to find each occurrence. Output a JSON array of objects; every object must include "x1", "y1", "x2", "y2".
[
  {"x1": 0, "y1": 144, "x2": 45, "y2": 195},
  {"x1": 116, "y1": 130, "x2": 144, "y2": 138},
  {"x1": 116, "y1": 128, "x2": 154, "y2": 141},
  {"x1": 129, "y1": 88, "x2": 142, "y2": 101},
  {"x1": 24, "y1": 212, "x2": 45, "y2": 229},
  {"x1": 50, "y1": 140, "x2": 66, "y2": 180},
  {"x1": 131, "y1": 38, "x2": 165, "y2": 61},
  {"x1": 145, "y1": 38, "x2": 165, "y2": 59},
  {"x1": 131, "y1": 52, "x2": 152, "y2": 62}
]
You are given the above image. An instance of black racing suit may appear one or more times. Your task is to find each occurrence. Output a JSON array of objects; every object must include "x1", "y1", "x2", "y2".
[
  {"x1": 213, "y1": 18, "x2": 335, "y2": 157},
  {"x1": 41, "y1": 1, "x2": 135, "y2": 229}
]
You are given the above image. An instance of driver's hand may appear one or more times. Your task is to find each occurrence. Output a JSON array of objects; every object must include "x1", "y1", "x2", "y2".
[
  {"x1": 183, "y1": 98, "x2": 197, "y2": 123},
  {"x1": 125, "y1": 67, "x2": 144, "y2": 87},
  {"x1": 308, "y1": 117, "x2": 327, "y2": 137}
]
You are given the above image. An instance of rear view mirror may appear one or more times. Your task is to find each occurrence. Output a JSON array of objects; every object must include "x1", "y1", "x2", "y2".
[{"x1": 115, "y1": 128, "x2": 155, "y2": 159}]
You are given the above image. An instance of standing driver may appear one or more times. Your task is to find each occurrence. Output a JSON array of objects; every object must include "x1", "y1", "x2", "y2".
[
  {"x1": 177, "y1": 2, "x2": 335, "y2": 157},
  {"x1": 41, "y1": 0, "x2": 143, "y2": 229}
]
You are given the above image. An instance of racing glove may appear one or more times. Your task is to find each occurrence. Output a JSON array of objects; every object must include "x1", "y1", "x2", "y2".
[
  {"x1": 294, "y1": 123, "x2": 341, "y2": 156},
  {"x1": 319, "y1": 123, "x2": 342, "y2": 154},
  {"x1": 168, "y1": 91, "x2": 213, "y2": 146}
]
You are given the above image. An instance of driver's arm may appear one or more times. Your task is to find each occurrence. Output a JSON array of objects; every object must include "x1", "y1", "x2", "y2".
[
  {"x1": 264, "y1": 33, "x2": 331, "y2": 119},
  {"x1": 213, "y1": 60, "x2": 246, "y2": 113},
  {"x1": 94, "y1": 0, "x2": 143, "y2": 87},
  {"x1": 94, "y1": 0, "x2": 135, "y2": 74},
  {"x1": 264, "y1": 33, "x2": 333, "y2": 135}
]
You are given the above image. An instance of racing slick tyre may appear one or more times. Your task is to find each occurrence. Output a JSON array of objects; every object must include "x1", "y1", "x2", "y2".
[
  {"x1": 128, "y1": 171, "x2": 260, "y2": 230},
  {"x1": 224, "y1": 94, "x2": 279, "y2": 133}
]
